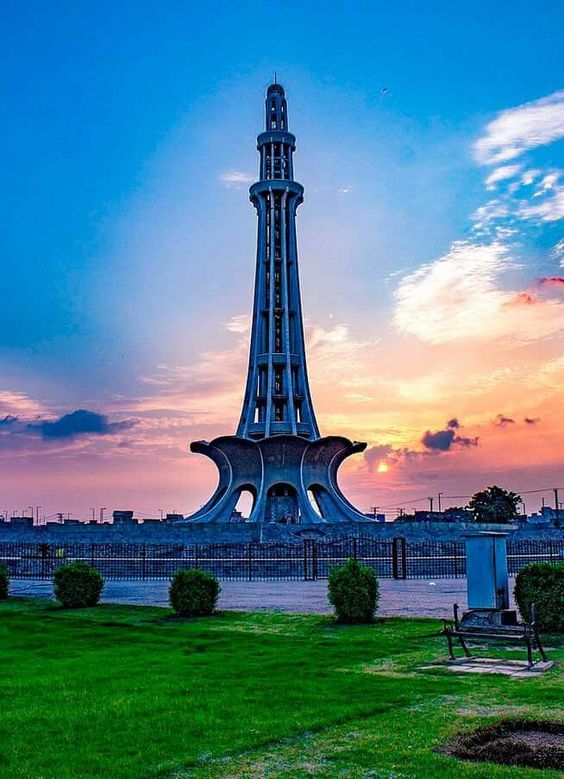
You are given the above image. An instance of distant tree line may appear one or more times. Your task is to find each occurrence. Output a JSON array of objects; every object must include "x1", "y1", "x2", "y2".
[{"x1": 399, "y1": 485, "x2": 522, "y2": 523}]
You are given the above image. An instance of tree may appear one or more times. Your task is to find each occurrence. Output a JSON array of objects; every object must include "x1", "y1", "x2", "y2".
[{"x1": 467, "y1": 485, "x2": 520, "y2": 524}]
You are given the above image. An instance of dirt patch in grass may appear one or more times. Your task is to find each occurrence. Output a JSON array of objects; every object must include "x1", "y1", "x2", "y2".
[{"x1": 441, "y1": 718, "x2": 564, "y2": 770}]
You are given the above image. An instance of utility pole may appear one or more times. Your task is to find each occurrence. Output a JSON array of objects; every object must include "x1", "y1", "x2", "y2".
[
  {"x1": 90, "y1": 507, "x2": 95, "y2": 522},
  {"x1": 397, "y1": 508, "x2": 404, "y2": 517},
  {"x1": 428, "y1": 497, "x2": 434, "y2": 512},
  {"x1": 370, "y1": 506, "x2": 379, "y2": 520},
  {"x1": 158, "y1": 509, "x2": 164, "y2": 520},
  {"x1": 99, "y1": 507, "x2": 106, "y2": 523},
  {"x1": 36, "y1": 505, "x2": 41, "y2": 525},
  {"x1": 56, "y1": 513, "x2": 64, "y2": 523},
  {"x1": 554, "y1": 488, "x2": 559, "y2": 510},
  {"x1": 437, "y1": 492, "x2": 444, "y2": 512}
]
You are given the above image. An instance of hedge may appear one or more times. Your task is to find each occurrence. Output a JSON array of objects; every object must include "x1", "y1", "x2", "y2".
[
  {"x1": 514, "y1": 561, "x2": 564, "y2": 632},
  {"x1": 0, "y1": 563, "x2": 9, "y2": 600}
]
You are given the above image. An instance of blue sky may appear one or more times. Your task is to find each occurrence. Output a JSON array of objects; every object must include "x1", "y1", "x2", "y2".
[{"x1": 2, "y1": 1, "x2": 564, "y2": 517}]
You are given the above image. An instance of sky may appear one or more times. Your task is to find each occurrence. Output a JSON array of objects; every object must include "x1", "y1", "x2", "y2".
[{"x1": 1, "y1": 0, "x2": 564, "y2": 520}]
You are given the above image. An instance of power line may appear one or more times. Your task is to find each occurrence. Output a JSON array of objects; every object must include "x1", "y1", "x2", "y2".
[{"x1": 372, "y1": 486, "x2": 564, "y2": 512}]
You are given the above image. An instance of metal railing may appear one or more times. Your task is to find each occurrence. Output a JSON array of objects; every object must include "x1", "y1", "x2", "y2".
[{"x1": 1, "y1": 537, "x2": 562, "y2": 581}]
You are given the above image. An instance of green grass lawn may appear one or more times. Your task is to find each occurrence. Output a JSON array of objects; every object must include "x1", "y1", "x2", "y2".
[{"x1": 0, "y1": 598, "x2": 562, "y2": 779}]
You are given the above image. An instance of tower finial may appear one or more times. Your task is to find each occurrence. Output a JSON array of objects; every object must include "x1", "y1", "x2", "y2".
[{"x1": 273, "y1": 71, "x2": 277, "y2": 85}]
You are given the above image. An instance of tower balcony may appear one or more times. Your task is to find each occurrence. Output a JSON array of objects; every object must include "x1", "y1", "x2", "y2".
[
  {"x1": 256, "y1": 353, "x2": 304, "y2": 366},
  {"x1": 257, "y1": 130, "x2": 296, "y2": 149},
  {"x1": 250, "y1": 180, "x2": 303, "y2": 200}
]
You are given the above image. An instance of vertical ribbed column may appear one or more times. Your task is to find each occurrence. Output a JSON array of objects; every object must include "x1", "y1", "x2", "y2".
[{"x1": 236, "y1": 83, "x2": 319, "y2": 440}]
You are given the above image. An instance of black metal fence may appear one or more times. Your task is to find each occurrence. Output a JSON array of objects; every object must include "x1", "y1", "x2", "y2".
[{"x1": 1, "y1": 537, "x2": 562, "y2": 581}]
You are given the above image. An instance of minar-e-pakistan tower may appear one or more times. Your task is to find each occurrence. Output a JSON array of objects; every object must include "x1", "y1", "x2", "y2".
[{"x1": 185, "y1": 83, "x2": 368, "y2": 524}]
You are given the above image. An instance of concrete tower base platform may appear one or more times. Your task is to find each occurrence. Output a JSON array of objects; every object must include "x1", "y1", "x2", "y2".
[{"x1": 181, "y1": 434, "x2": 370, "y2": 524}]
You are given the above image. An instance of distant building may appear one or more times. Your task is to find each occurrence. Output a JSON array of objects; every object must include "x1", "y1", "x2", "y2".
[
  {"x1": 165, "y1": 513, "x2": 184, "y2": 523},
  {"x1": 113, "y1": 510, "x2": 137, "y2": 524},
  {"x1": 535, "y1": 507, "x2": 564, "y2": 525},
  {"x1": 10, "y1": 516, "x2": 34, "y2": 527},
  {"x1": 442, "y1": 507, "x2": 473, "y2": 521},
  {"x1": 395, "y1": 509, "x2": 472, "y2": 523},
  {"x1": 363, "y1": 512, "x2": 386, "y2": 522}
]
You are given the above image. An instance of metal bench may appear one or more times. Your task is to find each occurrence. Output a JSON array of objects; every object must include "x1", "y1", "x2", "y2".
[{"x1": 442, "y1": 603, "x2": 548, "y2": 669}]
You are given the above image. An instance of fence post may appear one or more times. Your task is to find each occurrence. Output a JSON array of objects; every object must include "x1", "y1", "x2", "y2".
[
  {"x1": 352, "y1": 537, "x2": 357, "y2": 560},
  {"x1": 303, "y1": 539, "x2": 315, "y2": 581},
  {"x1": 392, "y1": 538, "x2": 407, "y2": 580},
  {"x1": 247, "y1": 542, "x2": 253, "y2": 581},
  {"x1": 392, "y1": 538, "x2": 399, "y2": 579},
  {"x1": 141, "y1": 544, "x2": 147, "y2": 581},
  {"x1": 90, "y1": 543, "x2": 95, "y2": 567},
  {"x1": 40, "y1": 543, "x2": 50, "y2": 579}
]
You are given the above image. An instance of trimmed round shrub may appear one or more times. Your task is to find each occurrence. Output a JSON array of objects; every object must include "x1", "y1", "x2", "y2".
[
  {"x1": 328, "y1": 557, "x2": 379, "y2": 624},
  {"x1": 0, "y1": 563, "x2": 9, "y2": 600},
  {"x1": 514, "y1": 561, "x2": 564, "y2": 632},
  {"x1": 169, "y1": 568, "x2": 221, "y2": 617},
  {"x1": 53, "y1": 562, "x2": 104, "y2": 608}
]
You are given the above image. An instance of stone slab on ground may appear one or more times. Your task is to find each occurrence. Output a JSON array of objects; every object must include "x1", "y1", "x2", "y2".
[
  {"x1": 421, "y1": 658, "x2": 555, "y2": 678},
  {"x1": 7, "y1": 578, "x2": 478, "y2": 618}
]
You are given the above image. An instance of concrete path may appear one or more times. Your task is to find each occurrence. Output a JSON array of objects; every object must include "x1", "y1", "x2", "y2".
[{"x1": 7, "y1": 577, "x2": 485, "y2": 618}]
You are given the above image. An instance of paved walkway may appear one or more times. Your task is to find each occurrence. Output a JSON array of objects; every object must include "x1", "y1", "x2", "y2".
[{"x1": 6, "y1": 578, "x2": 486, "y2": 618}]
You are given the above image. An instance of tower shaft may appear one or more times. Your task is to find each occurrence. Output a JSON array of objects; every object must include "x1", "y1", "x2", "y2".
[{"x1": 237, "y1": 84, "x2": 319, "y2": 440}]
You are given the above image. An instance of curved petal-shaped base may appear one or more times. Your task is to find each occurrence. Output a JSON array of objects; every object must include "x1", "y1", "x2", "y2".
[{"x1": 182, "y1": 434, "x2": 368, "y2": 524}]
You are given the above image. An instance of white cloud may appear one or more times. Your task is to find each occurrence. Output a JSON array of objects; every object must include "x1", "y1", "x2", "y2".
[
  {"x1": 338, "y1": 185, "x2": 353, "y2": 195},
  {"x1": 471, "y1": 199, "x2": 510, "y2": 233},
  {"x1": 552, "y1": 239, "x2": 564, "y2": 266},
  {"x1": 485, "y1": 165, "x2": 522, "y2": 189},
  {"x1": 474, "y1": 91, "x2": 564, "y2": 165},
  {"x1": 521, "y1": 169, "x2": 541, "y2": 186},
  {"x1": 219, "y1": 171, "x2": 254, "y2": 184},
  {"x1": 224, "y1": 313, "x2": 251, "y2": 334},
  {"x1": 533, "y1": 172, "x2": 559, "y2": 196},
  {"x1": 0, "y1": 391, "x2": 47, "y2": 417},
  {"x1": 519, "y1": 185, "x2": 564, "y2": 222},
  {"x1": 394, "y1": 241, "x2": 564, "y2": 344}
]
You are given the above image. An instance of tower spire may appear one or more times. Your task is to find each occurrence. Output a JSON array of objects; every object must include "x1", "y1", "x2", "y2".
[{"x1": 236, "y1": 83, "x2": 319, "y2": 439}]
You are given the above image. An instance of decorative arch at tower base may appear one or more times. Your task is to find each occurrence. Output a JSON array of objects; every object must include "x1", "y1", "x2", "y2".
[{"x1": 182, "y1": 434, "x2": 369, "y2": 524}]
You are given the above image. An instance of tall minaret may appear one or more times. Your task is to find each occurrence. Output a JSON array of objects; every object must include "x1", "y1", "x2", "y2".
[
  {"x1": 236, "y1": 83, "x2": 320, "y2": 440},
  {"x1": 184, "y1": 82, "x2": 368, "y2": 525}
]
